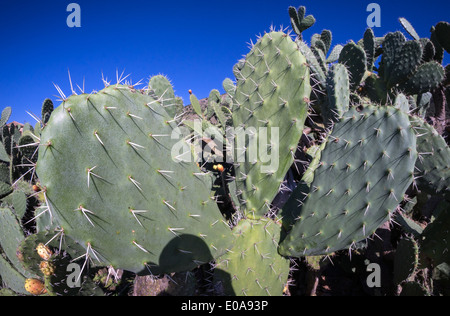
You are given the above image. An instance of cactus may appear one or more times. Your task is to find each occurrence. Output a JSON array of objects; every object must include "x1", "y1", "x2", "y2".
[
  {"x1": 0, "y1": 5, "x2": 449, "y2": 297},
  {"x1": 434, "y1": 22, "x2": 450, "y2": 53},
  {"x1": 41, "y1": 99, "x2": 54, "y2": 126},
  {"x1": 288, "y1": 6, "x2": 316, "y2": 41},
  {"x1": 420, "y1": 207, "x2": 450, "y2": 266},
  {"x1": 366, "y1": 31, "x2": 445, "y2": 103},
  {"x1": 148, "y1": 75, "x2": 184, "y2": 119},
  {"x1": 214, "y1": 218, "x2": 290, "y2": 296},
  {"x1": 394, "y1": 236, "x2": 420, "y2": 286},
  {"x1": 410, "y1": 117, "x2": 450, "y2": 197},
  {"x1": 322, "y1": 63, "x2": 350, "y2": 125},
  {"x1": 17, "y1": 231, "x2": 104, "y2": 296},
  {"x1": 338, "y1": 41, "x2": 367, "y2": 91},
  {"x1": 0, "y1": 207, "x2": 40, "y2": 294},
  {"x1": 231, "y1": 31, "x2": 311, "y2": 219},
  {"x1": 35, "y1": 84, "x2": 234, "y2": 275},
  {"x1": 279, "y1": 106, "x2": 418, "y2": 257}
]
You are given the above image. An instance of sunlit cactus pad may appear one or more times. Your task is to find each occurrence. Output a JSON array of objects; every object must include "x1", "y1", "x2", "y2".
[
  {"x1": 232, "y1": 31, "x2": 311, "y2": 219},
  {"x1": 280, "y1": 106, "x2": 418, "y2": 257},
  {"x1": 36, "y1": 85, "x2": 233, "y2": 274}
]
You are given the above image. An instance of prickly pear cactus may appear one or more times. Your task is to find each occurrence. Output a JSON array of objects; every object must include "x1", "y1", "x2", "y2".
[
  {"x1": 231, "y1": 31, "x2": 311, "y2": 219},
  {"x1": 36, "y1": 84, "x2": 233, "y2": 274},
  {"x1": 280, "y1": 106, "x2": 418, "y2": 257},
  {"x1": 214, "y1": 218, "x2": 290, "y2": 296},
  {"x1": 410, "y1": 117, "x2": 450, "y2": 197}
]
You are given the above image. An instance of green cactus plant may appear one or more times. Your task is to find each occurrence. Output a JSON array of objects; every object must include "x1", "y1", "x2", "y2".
[
  {"x1": 0, "y1": 207, "x2": 39, "y2": 294},
  {"x1": 279, "y1": 105, "x2": 418, "y2": 257},
  {"x1": 231, "y1": 31, "x2": 311, "y2": 219},
  {"x1": 1, "y1": 4, "x2": 449, "y2": 297},
  {"x1": 288, "y1": 6, "x2": 316, "y2": 41},
  {"x1": 214, "y1": 218, "x2": 290, "y2": 296},
  {"x1": 35, "y1": 84, "x2": 234, "y2": 275}
]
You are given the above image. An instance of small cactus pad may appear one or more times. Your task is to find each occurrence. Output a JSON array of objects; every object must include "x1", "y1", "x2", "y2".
[
  {"x1": 338, "y1": 41, "x2": 367, "y2": 91},
  {"x1": 231, "y1": 31, "x2": 311, "y2": 219},
  {"x1": 323, "y1": 63, "x2": 350, "y2": 125},
  {"x1": 148, "y1": 75, "x2": 181, "y2": 118},
  {"x1": 393, "y1": 236, "x2": 420, "y2": 285},
  {"x1": 420, "y1": 207, "x2": 450, "y2": 266},
  {"x1": 410, "y1": 117, "x2": 450, "y2": 197},
  {"x1": 36, "y1": 85, "x2": 233, "y2": 274},
  {"x1": 214, "y1": 218, "x2": 290, "y2": 296},
  {"x1": 434, "y1": 22, "x2": 450, "y2": 53},
  {"x1": 279, "y1": 106, "x2": 417, "y2": 257}
]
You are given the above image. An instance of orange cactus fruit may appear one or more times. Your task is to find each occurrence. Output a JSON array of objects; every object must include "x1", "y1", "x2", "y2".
[
  {"x1": 24, "y1": 279, "x2": 47, "y2": 295},
  {"x1": 36, "y1": 243, "x2": 53, "y2": 261}
]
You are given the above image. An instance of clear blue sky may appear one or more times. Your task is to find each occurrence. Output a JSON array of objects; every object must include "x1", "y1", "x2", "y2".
[{"x1": 1, "y1": 0, "x2": 449, "y2": 124}]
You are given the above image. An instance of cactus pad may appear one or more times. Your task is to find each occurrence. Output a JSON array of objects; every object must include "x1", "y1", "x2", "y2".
[
  {"x1": 231, "y1": 31, "x2": 311, "y2": 219},
  {"x1": 214, "y1": 218, "x2": 290, "y2": 296},
  {"x1": 36, "y1": 85, "x2": 233, "y2": 274},
  {"x1": 279, "y1": 106, "x2": 417, "y2": 257}
]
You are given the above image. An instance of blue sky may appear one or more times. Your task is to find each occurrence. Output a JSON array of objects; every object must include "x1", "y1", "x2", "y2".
[{"x1": 0, "y1": 0, "x2": 449, "y2": 124}]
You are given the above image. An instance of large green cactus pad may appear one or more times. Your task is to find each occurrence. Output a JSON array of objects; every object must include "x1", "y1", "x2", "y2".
[
  {"x1": 36, "y1": 85, "x2": 233, "y2": 274},
  {"x1": 279, "y1": 106, "x2": 417, "y2": 257},
  {"x1": 232, "y1": 31, "x2": 311, "y2": 219},
  {"x1": 214, "y1": 218, "x2": 290, "y2": 296}
]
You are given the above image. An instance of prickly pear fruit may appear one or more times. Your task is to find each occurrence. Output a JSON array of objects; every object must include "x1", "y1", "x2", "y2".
[
  {"x1": 36, "y1": 243, "x2": 53, "y2": 261},
  {"x1": 24, "y1": 278, "x2": 47, "y2": 295}
]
